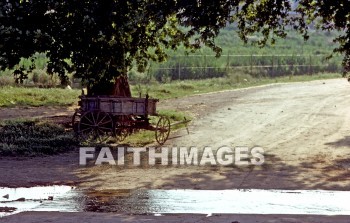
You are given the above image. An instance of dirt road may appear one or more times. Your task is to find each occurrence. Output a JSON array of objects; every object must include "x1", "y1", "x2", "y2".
[
  {"x1": 73, "y1": 79, "x2": 350, "y2": 191},
  {"x1": 1, "y1": 78, "x2": 350, "y2": 222}
]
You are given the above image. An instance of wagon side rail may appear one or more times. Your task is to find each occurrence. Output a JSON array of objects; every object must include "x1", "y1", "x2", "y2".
[{"x1": 78, "y1": 95, "x2": 159, "y2": 116}]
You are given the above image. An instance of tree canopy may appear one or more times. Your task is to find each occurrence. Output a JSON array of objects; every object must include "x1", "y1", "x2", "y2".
[{"x1": 0, "y1": 0, "x2": 350, "y2": 93}]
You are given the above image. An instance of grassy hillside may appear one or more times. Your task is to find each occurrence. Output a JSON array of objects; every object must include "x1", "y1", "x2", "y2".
[{"x1": 145, "y1": 27, "x2": 342, "y2": 81}]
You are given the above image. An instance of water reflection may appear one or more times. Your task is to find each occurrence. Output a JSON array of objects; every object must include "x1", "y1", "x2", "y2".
[
  {"x1": 0, "y1": 186, "x2": 84, "y2": 217},
  {"x1": 84, "y1": 189, "x2": 350, "y2": 215},
  {"x1": 1, "y1": 187, "x2": 350, "y2": 217}
]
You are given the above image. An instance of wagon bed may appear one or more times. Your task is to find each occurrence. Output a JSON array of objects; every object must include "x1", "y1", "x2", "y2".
[{"x1": 78, "y1": 95, "x2": 159, "y2": 116}]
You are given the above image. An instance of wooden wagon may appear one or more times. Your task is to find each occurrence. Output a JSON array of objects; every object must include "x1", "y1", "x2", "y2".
[{"x1": 72, "y1": 95, "x2": 171, "y2": 144}]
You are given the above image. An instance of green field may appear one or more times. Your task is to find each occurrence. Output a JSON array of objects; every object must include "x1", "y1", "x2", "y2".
[
  {"x1": 0, "y1": 73, "x2": 341, "y2": 108},
  {"x1": 0, "y1": 86, "x2": 80, "y2": 107},
  {"x1": 144, "y1": 28, "x2": 343, "y2": 81},
  {"x1": 0, "y1": 27, "x2": 344, "y2": 86}
]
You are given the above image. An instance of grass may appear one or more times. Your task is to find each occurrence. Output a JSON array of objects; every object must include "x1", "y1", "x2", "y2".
[
  {"x1": 146, "y1": 27, "x2": 343, "y2": 80},
  {"x1": 0, "y1": 73, "x2": 342, "y2": 108},
  {"x1": 131, "y1": 73, "x2": 342, "y2": 100},
  {"x1": 0, "y1": 86, "x2": 80, "y2": 107}
]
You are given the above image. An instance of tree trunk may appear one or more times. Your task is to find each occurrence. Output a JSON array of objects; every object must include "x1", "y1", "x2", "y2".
[
  {"x1": 87, "y1": 74, "x2": 131, "y2": 97},
  {"x1": 112, "y1": 75, "x2": 131, "y2": 97}
]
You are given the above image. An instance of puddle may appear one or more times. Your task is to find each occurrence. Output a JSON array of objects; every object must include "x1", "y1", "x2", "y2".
[
  {"x1": 85, "y1": 189, "x2": 350, "y2": 215},
  {"x1": 0, "y1": 186, "x2": 84, "y2": 218},
  {"x1": 1, "y1": 187, "x2": 350, "y2": 217}
]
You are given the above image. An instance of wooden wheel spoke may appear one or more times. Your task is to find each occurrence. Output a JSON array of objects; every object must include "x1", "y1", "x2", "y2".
[
  {"x1": 80, "y1": 128, "x2": 94, "y2": 134},
  {"x1": 80, "y1": 123, "x2": 95, "y2": 127},
  {"x1": 98, "y1": 129, "x2": 108, "y2": 136},
  {"x1": 161, "y1": 119, "x2": 166, "y2": 126},
  {"x1": 99, "y1": 120, "x2": 113, "y2": 126},
  {"x1": 83, "y1": 114, "x2": 94, "y2": 125},
  {"x1": 99, "y1": 126, "x2": 113, "y2": 131},
  {"x1": 78, "y1": 111, "x2": 113, "y2": 143},
  {"x1": 96, "y1": 112, "x2": 100, "y2": 123},
  {"x1": 97, "y1": 114, "x2": 107, "y2": 125},
  {"x1": 91, "y1": 112, "x2": 96, "y2": 125},
  {"x1": 155, "y1": 116, "x2": 170, "y2": 145}
]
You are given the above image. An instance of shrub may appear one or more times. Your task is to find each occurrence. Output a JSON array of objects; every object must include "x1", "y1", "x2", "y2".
[
  {"x1": 30, "y1": 69, "x2": 61, "y2": 87},
  {"x1": 0, "y1": 120, "x2": 78, "y2": 156},
  {"x1": 0, "y1": 75, "x2": 14, "y2": 86},
  {"x1": 225, "y1": 71, "x2": 253, "y2": 85}
]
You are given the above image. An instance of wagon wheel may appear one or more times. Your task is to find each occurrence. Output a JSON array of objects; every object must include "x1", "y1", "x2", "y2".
[
  {"x1": 116, "y1": 128, "x2": 128, "y2": 141},
  {"x1": 115, "y1": 115, "x2": 133, "y2": 141},
  {"x1": 155, "y1": 116, "x2": 171, "y2": 145},
  {"x1": 72, "y1": 110, "x2": 82, "y2": 133},
  {"x1": 78, "y1": 111, "x2": 114, "y2": 143}
]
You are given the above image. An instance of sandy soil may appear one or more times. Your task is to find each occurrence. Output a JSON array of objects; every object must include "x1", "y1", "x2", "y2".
[{"x1": 1, "y1": 79, "x2": 350, "y2": 222}]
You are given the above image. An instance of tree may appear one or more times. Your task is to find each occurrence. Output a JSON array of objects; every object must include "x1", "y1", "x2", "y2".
[
  {"x1": 1, "y1": 0, "x2": 350, "y2": 96},
  {"x1": 0, "y1": 0, "x2": 236, "y2": 95}
]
